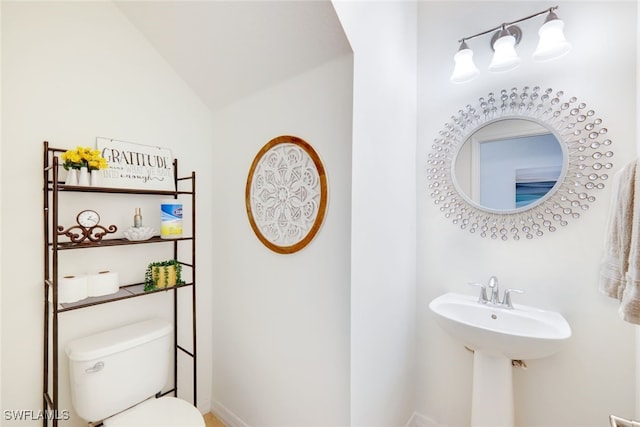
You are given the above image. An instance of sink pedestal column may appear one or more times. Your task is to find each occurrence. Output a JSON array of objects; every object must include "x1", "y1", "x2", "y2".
[{"x1": 470, "y1": 350, "x2": 514, "y2": 427}]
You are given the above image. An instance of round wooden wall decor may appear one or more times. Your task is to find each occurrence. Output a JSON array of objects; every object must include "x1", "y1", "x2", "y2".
[{"x1": 245, "y1": 135, "x2": 328, "y2": 254}]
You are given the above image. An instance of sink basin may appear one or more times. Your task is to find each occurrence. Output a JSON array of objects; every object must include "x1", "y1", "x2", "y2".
[
  {"x1": 429, "y1": 292, "x2": 571, "y2": 360},
  {"x1": 430, "y1": 291, "x2": 572, "y2": 427}
]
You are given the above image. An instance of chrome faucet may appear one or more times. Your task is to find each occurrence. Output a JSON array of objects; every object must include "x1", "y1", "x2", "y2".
[
  {"x1": 468, "y1": 276, "x2": 524, "y2": 309},
  {"x1": 488, "y1": 276, "x2": 500, "y2": 304}
]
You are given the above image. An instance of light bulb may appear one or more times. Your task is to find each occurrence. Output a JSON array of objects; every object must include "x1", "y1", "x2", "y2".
[
  {"x1": 450, "y1": 41, "x2": 480, "y2": 84},
  {"x1": 489, "y1": 33, "x2": 521, "y2": 73},
  {"x1": 533, "y1": 13, "x2": 571, "y2": 62}
]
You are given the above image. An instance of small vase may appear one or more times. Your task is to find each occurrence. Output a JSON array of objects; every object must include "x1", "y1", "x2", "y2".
[
  {"x1": 65, "y1": 169, "x2": 78, "y2": 186},
  {"x1": 153, "y1": 265, "x2": 178, "y2": 289},
  {"x1": 78, "y1": 167, "x2": 90, "y2": 186},
  {"x1": 90, "y1": 170, "x2": 100, "y2": 187}
]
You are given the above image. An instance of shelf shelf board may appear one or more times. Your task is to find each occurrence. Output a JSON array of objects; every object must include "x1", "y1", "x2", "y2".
[
  {"x1": 52, "y1": 235, "x2": 192, "y2": 250},
  {"x1": 57, "y1": 282, "x2": 193, "y2": 312},
  {"x1": 46, "y1": 182, "x2": 193, "y2": 196}
]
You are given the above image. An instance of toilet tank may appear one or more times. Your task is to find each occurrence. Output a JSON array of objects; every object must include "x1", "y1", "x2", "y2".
[{"x1": 65, "y1": 319, "x2": 172, "y2": 422}]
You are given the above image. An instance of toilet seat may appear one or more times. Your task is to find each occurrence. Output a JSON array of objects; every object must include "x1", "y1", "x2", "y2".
[{"x1": 104, "y1": 396, "x2": 204, "y2": 427}]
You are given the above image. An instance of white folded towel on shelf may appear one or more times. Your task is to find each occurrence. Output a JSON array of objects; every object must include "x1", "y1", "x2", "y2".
[{"x1": 599, "y1": 159, "x2": 640, "y2": 324}]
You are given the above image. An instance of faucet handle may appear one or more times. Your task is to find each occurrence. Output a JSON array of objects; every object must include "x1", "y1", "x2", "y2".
[
  {"x1": 502, "y1": 288, "x2": 524, "y2": 309},
  {"x1": 467, "y1": 282, "x2": 488, "y2": 303}
]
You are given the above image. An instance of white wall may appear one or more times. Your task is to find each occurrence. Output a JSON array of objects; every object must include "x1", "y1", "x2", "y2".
[
  {"x1": 333, "y1": 2, "x2": 418, "y2": 426},
  {"x1": 210, "y1": 55, "x2": 353, "y2": 426},
  {"x1": 418, "y1": 2, "x2": 637, "y2": 427},
  {"x1": 208, "y1": 9, "x2": 421, "y2": 427},
  {"x1": 1, "y1": 2, "x2": 214, "y2": 425}
]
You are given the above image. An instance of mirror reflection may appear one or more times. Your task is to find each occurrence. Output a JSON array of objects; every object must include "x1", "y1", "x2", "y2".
[{"x1": 454, "y1": 118, "x2": 564, "y2": 212}]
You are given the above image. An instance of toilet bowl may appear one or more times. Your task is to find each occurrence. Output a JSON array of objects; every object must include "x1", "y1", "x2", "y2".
[{"x1": 65, "y1": 319, "x2": 203, "y2": 426}]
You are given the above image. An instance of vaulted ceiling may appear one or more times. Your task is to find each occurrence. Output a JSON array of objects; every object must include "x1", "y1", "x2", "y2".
[{"x1": 115, "y1": 1, "x2": 352, "y2": 111}]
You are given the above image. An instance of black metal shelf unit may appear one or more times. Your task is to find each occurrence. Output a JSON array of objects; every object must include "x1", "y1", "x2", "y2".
[{"x1": 42, "y1": 141, "x2": 197, "y2": 427}]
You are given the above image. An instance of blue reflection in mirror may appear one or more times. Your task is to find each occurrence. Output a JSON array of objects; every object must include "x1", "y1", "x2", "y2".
[{"x1": 479, "y1": 133, "x2": 562, "y2": 210}]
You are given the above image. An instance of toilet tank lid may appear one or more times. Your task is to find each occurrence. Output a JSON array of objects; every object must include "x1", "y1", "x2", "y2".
[{"x1": 65, "y1": 319, "x2": 172, "y2": 362}]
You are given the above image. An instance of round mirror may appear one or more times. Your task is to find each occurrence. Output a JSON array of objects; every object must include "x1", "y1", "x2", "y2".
[
  {"x1": 427, "y1": 86, "x2": 613, "y2": 240},
  {"x1": 453, "y1": 118, "x2": 566, "y2": 213}
]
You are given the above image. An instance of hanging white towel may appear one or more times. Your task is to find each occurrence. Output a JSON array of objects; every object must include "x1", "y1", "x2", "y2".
[
  {"x1": 599, "y1": 161, "x2": 635, "y2": 299},
  {"x1": 599, "y1": 159, "x2": 640, "y2": 324},
  {"x1": 621, "y1": 158, "x2": 640, "y2": 323}
]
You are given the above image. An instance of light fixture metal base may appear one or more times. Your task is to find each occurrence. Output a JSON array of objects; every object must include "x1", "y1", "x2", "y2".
[{"x1": 490, "y1": 25, "x2": 522, "y2": 51}]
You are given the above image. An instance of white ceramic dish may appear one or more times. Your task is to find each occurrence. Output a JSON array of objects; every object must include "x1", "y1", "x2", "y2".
[{"x1": 123, "y1": 227, "x2": 155, "y2": 241}]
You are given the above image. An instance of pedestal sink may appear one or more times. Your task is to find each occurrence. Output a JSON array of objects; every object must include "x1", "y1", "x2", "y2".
[{"x1": 429, "y1": 292, "x2": 571, "y2": 427}]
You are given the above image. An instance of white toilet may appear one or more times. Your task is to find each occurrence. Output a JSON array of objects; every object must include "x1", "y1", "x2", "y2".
[{"x1": 65, "y1": 318, "x2": 204, "y2": 427}]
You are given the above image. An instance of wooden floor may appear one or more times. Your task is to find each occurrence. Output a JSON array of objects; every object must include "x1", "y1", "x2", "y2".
[{"x1": 204, "y1": 412, "x2": 226, "y2": 427}]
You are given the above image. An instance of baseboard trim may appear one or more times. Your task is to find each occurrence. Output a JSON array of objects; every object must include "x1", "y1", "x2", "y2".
[
  {"x1": 210, "y1": 403, "x2": 442, "y2": 427},
  {"x1": 210, "y1": 400, "x2": 250, "y2": 427}
]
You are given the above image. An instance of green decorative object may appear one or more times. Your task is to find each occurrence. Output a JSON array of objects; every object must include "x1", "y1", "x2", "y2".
[{"x1": 144, "y1": 259, "x2": 184, "y2": 291}]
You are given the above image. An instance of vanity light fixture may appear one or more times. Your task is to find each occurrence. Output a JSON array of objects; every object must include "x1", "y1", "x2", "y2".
[
  {"x1": 450, "y1": 6, "x2": 571, "y2": 84},
  {"x1": 488, "y1": 25, "x2": 522, "y2": 73}
]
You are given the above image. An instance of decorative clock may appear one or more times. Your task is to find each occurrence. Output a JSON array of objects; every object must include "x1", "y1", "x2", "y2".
[
  {"x1": 57, "y1": 209, "x2": 117, "y2": 243},
  {"x1": 245, "y1": 135, "x2": 328, "y2": 254}
]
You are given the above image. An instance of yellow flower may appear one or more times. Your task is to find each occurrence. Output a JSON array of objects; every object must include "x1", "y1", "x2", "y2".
[{"x1": 61, "y1": 146, "x2": 108, "y2": 171}]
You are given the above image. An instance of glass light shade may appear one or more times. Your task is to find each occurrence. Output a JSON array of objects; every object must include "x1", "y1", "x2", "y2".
[
  {"x1": 450, "y1": 46, "x2": 480, "y2": 84},
  {"x1": 533, "y1": 18, "x2": 571, "y2": 62},
  {"x1": 488, "y1": 35, "x2": 521, "y2": 73}
]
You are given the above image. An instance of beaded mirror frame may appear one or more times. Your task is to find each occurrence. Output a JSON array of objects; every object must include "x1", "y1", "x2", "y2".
[
  {"x1": 246, "y1": 135, "x2": 328, "y2": 253},
  {"x1": 426, "y1": 86, "x2": 613, "y2": 241}
]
